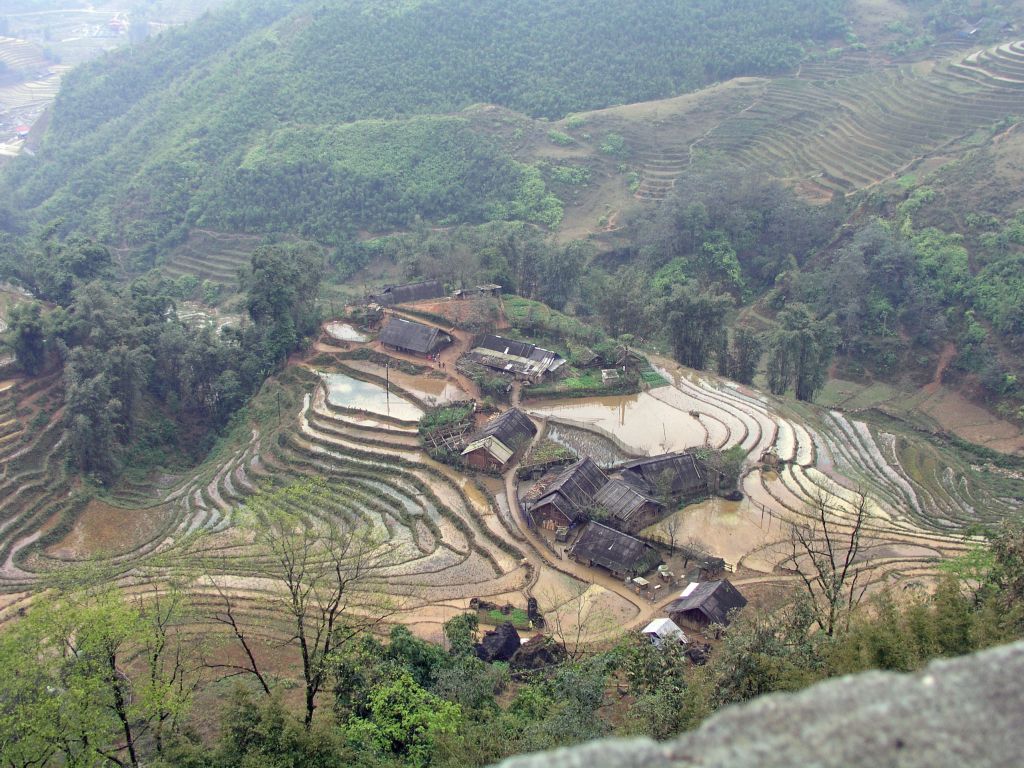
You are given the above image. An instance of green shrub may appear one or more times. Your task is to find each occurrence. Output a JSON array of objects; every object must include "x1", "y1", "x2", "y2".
[{"x1": 547, "y1": 129, "x2": 575, "y2": 146}]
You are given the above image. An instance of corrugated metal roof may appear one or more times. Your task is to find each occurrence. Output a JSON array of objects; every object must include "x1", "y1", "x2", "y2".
[
  {"x1": 472, "y1": 334, "x2": 565, "y2": 376},
  {"x1": 461, "y1": 435, "x2": 514, "y2": 464}
]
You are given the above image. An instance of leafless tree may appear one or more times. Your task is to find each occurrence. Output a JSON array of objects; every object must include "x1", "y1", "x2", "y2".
[
  {"x1": 205, "y1": 576, "x2": 273, "y2": 696},
  {"x1": 541, "y1": 580, "x2": 619, "y2": 660},
  {"x1": 217, "y1": 480, "x2": 399, "y2": 727},
  {"x1": 663, "y1": 515, "x2": 681, "y2": 554},
  {"x1": 788, "y1": 488, "x2": 872, "y2": 636}
]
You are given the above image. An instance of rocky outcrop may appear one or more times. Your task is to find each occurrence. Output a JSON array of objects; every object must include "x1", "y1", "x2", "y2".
[
  {"x1": 510, "y1": 634, "x2": 566, "y2": 672},
  {"x1": 494, "y1": 641, "x2": 1024, "y2": 768},
  {"x1": 476, "y1": 622, "x2": 521, "y2": 663}
]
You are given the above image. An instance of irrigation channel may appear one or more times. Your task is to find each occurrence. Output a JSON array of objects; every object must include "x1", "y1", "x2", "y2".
[{"x1": 0, "y1": 335, "x2": 1014, "y2": 645}]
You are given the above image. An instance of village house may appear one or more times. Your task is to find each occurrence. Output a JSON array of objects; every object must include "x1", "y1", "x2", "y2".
[
  {"x1": 568, "y1": 521, "x2": 662, "y2": 578},
  {"x1": 370, "y1": 279, "x2": 444, "y2": 306},
  {"x1": 461, "y1": 408, "x2": 538, "y2": 472},
  {"x1": 467, "y1": 333, "x2": 566, "y2": 383},
  {"x1": 378, "y1": 317, "x2": 451, "y2": 357},
  {"x1": 615, "y1": 452, "x2": 709, "y2": 502},
  {"x1": 592, "y1": 477, "x2": 665, "y2": 535},
  {"x1": 665, "y1": 580, "x2": 747, "y2": 631},
  {"x1": 526, "y1": 457, "x2": 608, "y2": 531}
]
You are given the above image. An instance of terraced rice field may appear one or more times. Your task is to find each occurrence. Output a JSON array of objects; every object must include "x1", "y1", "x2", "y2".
[
  {"x1": 531, "y1": 359, "x2": 1013, "y2": 589},
  {"x1": 0, "y1": 365, "x2": 533, "y2": 641},
  {"x1": 0, "y1": 37, "x2": 48, "y2": 73},
  {"x1": 632, "y1": 42, "x2": 1024, "y2": 199},
  {"x1": 0, "y1": 341, "x2": 1017, "y2": 640},
  {"x1": 162, "y1": 229, "x2": 261, "y2": 287},
  {"x1": 0, "y1": 70, "x2": 64, "y2": 111}
]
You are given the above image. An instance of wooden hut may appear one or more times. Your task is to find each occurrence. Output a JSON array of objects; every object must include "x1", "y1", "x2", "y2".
[
  {"x1": 378, "y1": 317, "x2": 451, "y2": 356},
  {"x1": 568, "y1": 522, "x2": 661, "y2": 578},
  {"x1": 593, "y1": 478, "x2": 665, "y2": 535},
  {"x1": 370, "y1": 279, "x2": 444, "y2": 306},
  {"x1": 461, "y1": 408, "x2": 537, "y2": 472},
  {"x1": 615, "y1": 452, "x2": 709, "y2": 501},
  {"x1": 526, "y1": 457, "x2": 608, "y2": 531},
  {"x1": 665, "y1": 580, "x2": 747, "y2": 631}
]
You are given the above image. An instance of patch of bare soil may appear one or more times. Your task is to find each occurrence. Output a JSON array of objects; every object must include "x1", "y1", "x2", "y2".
[
  {"x1": 47, "y1": 500, "x2": 174, "y2": 559},
  {"x1": 406, "y1": 296, "x2": 507, "y2": 330},
  {"x1": 918, "y1": 387, "x2": 1024, "y2": 455}
]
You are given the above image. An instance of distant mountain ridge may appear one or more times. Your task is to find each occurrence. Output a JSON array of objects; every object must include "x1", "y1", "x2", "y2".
[{"x1": 0, "y1": 0, "x2": 844, "y2": 253}]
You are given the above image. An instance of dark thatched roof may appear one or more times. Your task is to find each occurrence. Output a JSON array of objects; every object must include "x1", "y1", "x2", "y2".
[
  {"x1": 569, "y1": 522, "x2": 661, "y2": 575},
  {"x1": 665, "y1": 580, "x2": 747, "y2": 626},
  {"x1": 529, "y1": 457, "x2": 608, "y2": 523},
  {"x1": 617, "y1": 452, "x2": 708, "y2": 497},
  {"x1": 371, "y1": 280, "x2": 444, "y2": 306},
  {"x1": 593, "y1": 478, "x2": 663, "y2": 524},
  {"x1": 472, "y1": 408, "x2": 537, "y2": 452},
  {"x1": 378, "y1": 317, "x2": 450, "y2": 354}
]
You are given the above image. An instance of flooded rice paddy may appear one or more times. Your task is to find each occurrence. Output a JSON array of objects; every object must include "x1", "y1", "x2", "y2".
[
  {"x1": 344, "y1": 360, "x2": 467, "y2": 406},
  {"x1": 642, "y1": 495, "x2": 784, "y2": 574},
  {"x1": 545, "y1": 422, "x2": 635, "y2": 467},
  {"x1": 528, "y1": 393, "x2": 707, "y2": 455},
  {"x1": 320, "y1": 372, "x2": 423, "y2": 420}
]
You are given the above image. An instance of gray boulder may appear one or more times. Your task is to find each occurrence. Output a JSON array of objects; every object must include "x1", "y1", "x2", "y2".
[{"x1": 494, "y1": 640, "x2": 1024, "y2": 768}]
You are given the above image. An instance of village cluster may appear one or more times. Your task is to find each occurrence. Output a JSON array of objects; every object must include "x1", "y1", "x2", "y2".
[{"x1": 361, "y1": 279, "x2": 751, "y2": 647}]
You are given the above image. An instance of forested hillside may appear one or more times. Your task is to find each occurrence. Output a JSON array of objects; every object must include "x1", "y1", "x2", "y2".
[
  {"x1": 3, "y1": 3, "x2": 1024, "y2": 767},
  {"x1": 0, "y1": 0, "x2": 844, "y2": 255}
]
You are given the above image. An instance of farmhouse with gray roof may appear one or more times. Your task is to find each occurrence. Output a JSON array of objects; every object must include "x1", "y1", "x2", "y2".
[
  {"x1": 665, "y1": 580, "x2": 747, "y2": 630},
  {"x1": 461, "y1": 408, "x2": 537, "y2": 472},
  {"x1": 370, "y1": 279, "x2": 444, "y2": 306},
  {"x1": 592, "y1": 477, "x2": 665, "y2": 534},
  {"x1": 378, "y1": 317, "x2": 451, "y2": 356},
  {"x1": 568, "y1": 521, "x2": 661, "y2": 577},
  {"x1": 616, "y1": 452, "x2": 709, "y2": 500},
  {"x1": 527, "y1": 457, "x2": 608, "y2": 531}
]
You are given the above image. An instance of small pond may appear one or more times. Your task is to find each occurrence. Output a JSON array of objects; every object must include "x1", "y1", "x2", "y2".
[
  {"x1": 320, "y1": 372, "x2": 423, "y2": 420},
  {"x1": 324, "y1": 321, "x2": 369, "y2": 342}
]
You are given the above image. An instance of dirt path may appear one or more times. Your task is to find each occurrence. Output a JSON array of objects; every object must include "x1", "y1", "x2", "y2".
[
  {"x1": 924, "y1": 341, "x2": 957, "y2": 395},
  {"x1": 501, "y1": 434, "x2": 705, "y2": 633},
  {"x1": 382, "y1": 308, "x2": 483, "y2": 400}
]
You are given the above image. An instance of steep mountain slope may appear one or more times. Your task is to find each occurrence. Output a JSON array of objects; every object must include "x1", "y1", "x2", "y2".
[{"x1": 0, "y1": 0, "x2": 843, "y2": 252}]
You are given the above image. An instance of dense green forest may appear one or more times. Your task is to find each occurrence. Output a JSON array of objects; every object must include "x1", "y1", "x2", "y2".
[
  {"x1": 0, "y1": 233, "x2": 323, "y2": 482},
  {"x1": 0, "y1": 0, "x2": 844, "y2": 255},
  {"x1": 196, "y1": 116, "x2": 563, "y2": 239}
]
